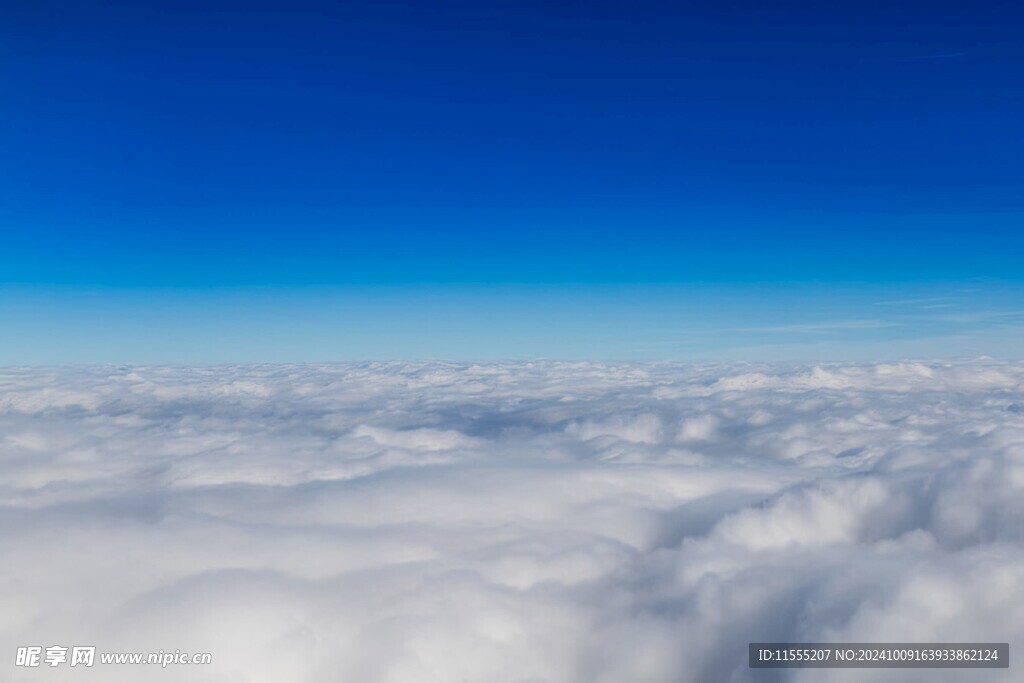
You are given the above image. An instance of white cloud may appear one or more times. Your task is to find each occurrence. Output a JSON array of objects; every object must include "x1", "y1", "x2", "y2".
[{"x1": 1, "y1": 360, "x2": 1022, "y2": 681}]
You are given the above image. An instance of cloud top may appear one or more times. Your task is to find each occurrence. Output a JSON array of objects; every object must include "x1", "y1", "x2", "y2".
[{"x1": 1, "y1": 360, "x2": 1022, "y2": 681}]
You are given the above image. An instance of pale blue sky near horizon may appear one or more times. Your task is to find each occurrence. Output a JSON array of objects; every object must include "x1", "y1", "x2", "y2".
[{"x1": 2, "y1": 281, "x2": 1021, "y2": 364}]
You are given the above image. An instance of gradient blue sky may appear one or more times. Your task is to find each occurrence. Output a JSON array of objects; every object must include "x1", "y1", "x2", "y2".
[{"x1": 1, "y1": 0, "x2": 1022, "y2": 362}]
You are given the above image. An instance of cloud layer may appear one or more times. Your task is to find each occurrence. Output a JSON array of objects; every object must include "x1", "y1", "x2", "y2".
[{"x1": 2, "y1": 360, "x2": 1023, "y2": 681}]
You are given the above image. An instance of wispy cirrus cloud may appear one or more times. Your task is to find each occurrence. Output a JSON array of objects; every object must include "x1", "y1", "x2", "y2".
[{"x1": 724, "y1": 319, "x2": 899, "y2": 334}]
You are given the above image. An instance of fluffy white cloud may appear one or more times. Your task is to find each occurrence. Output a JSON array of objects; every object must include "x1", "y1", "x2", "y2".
[{"x1": 1, "y1": 360, "x2": 1022, "y2": 681}]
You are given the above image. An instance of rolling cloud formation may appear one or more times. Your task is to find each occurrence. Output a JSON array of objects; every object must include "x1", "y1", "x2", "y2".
[{"x1": 2, "y1": 360, "x2": 1023, "y2": 681}]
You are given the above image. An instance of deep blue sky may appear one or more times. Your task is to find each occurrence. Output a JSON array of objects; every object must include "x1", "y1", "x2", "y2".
[{"x1": 1, "y1": 1, "x2": 1022, "y2": 361}]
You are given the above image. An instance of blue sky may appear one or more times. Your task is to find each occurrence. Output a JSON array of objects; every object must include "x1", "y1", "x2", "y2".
[{"x1": 1, "y1": 1, "x2": 1022, "y2": 362}]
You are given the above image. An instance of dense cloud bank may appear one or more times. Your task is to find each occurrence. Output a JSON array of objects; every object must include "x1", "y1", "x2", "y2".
[{"x1": 2, "y1": 360, "x2": 1023, "y2": 682}]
